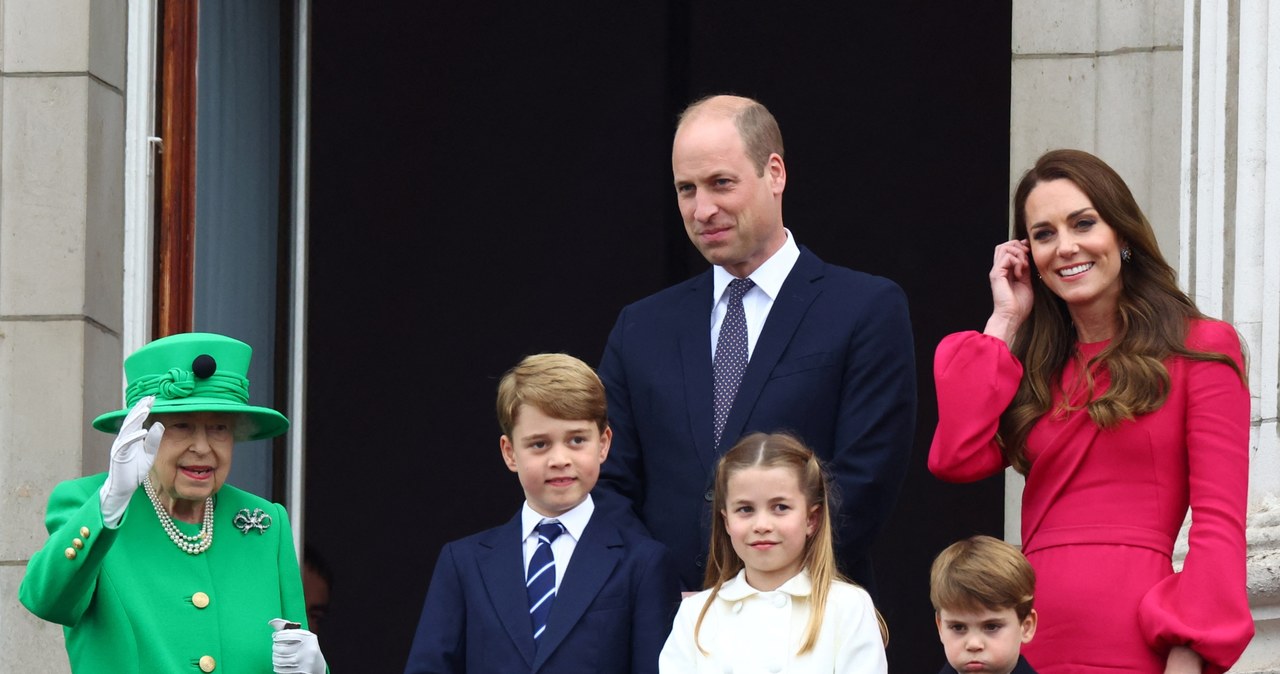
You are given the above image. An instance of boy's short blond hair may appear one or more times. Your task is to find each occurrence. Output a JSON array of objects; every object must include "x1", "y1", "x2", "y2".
[
  {"x1": 495, "y1": 353, "x2": 608, "y2": 437},
  {"x1": 930, "y1": 535, "x2": 1035, "y2": 620}
]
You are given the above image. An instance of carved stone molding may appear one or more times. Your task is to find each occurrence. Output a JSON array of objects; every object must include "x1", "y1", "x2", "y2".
[
  {"x1": 1247, "y1": 497, "x2": 1280, "y2": 604},
  {"x1": 1234, "y1": 497, "x2": 1280, "y2": 673}
]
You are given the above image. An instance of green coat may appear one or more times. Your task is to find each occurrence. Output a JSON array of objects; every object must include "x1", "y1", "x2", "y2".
[{"x1": 19, "y1": 474, "x2": 308, "y2": 673}]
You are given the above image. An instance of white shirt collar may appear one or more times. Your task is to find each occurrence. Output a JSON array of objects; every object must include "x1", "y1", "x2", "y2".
[
  {"x1": 520, "y1": 494, "x2": 594, "y2": 542},
  {"x1": 712, "y1": 228, "x2": 799, "y2": 305},
  {"x1": 716, "y1": 567, "x2": 814, "y2": 602}
]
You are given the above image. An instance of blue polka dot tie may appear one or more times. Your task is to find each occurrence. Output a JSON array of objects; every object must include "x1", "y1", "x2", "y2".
[
  {"x1": 712, "y1": 278, "x2": 754, "y2": 448},
  {"x1": 527, "y1": 520, "x2": 565, "y2": 643}
]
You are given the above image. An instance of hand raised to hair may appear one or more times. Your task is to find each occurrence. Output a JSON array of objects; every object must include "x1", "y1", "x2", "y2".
[
  {"x1": 984, "y1": 239, "x2": 1035, "y2": 344},
  {"x1": 98, "y1": 396, "x2": 164, "y2": 528}
]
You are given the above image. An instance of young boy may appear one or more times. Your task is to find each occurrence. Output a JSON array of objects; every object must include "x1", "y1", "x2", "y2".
[
  {"x1": 404, "y1": 353, "x2": 680, "y2": 674},
  {"x1": 931, "y1": 535, "x2": 1039, "y2": 674}
]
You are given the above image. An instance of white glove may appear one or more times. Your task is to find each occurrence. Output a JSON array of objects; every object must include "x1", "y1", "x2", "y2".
[
  {"x1": 270, "y1": 618, "x2": 328, "y2": 674},
  {"x1": 98, "y1": 395, "x2": 163, "y2": 528}
]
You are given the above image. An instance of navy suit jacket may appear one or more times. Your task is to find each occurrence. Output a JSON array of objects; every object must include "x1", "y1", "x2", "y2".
[
  {"x1": 938, "y1": 655, "x2": 1038, "y2": 673},
  {"x1": 403, "y1": 506, "x2": 680, "y2": 674},
  {"x1": 597, "y1": 246, "x2": 916, "y2": 591}
]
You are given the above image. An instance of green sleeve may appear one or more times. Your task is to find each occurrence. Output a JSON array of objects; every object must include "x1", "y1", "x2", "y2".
[
  {"x1": 274, "y1": 501, "x2": 310, "y2": 629},
  {"x1": 18, "y1": 475, "x2": 121, "y2": 626},
  {"x1": 272, "y1": 502, "x2": 331, "y2": 672}
]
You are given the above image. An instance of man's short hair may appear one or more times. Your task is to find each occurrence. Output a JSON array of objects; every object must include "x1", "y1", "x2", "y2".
[
  {"x1": 495, "y1": 353, "x2": 608, "y2": 437},
  {"x1": 930, "y1": 535, "x2": 1035, "y2": 620},
  {"x1": 678, "y1": 94, "x2": 784, "y2": 176}
]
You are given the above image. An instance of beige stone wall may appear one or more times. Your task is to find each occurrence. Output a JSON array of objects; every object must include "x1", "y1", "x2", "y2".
[
  {"x1": 0, "y1": 0, "x2": 127, "y2": 670},
  {"x1": 1009, "y1": 0, "x2": 1185, "y2": 269}
]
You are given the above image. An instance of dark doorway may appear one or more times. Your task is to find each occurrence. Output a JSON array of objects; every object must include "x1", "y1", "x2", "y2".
[{"x1": 308, "y1": 3, "x2": 1011, "y2": 671}]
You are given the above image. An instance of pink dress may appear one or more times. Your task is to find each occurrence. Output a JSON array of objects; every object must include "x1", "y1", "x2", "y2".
[{"x1": 929, "y1": 320, "x2": 1253, "y2": 674}]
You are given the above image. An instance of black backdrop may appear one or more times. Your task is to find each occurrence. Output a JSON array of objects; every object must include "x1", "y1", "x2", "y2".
[{"x1": 307, "y1": 3, "x2": 1011, "y2": 671}]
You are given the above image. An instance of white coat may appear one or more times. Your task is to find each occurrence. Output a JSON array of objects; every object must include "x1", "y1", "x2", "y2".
[{"x1": 658, "y1": 569, "x2": 887, "y2": 673}]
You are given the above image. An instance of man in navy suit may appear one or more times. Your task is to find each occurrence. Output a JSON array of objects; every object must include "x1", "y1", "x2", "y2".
[
  {"x1": 597, "y1": 94, "x2": 916, "y2": 593},
  {"x1": 405, "y1": 354, "x2": 679, "y2": 673}
]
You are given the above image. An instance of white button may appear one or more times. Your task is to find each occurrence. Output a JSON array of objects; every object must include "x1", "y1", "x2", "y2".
[
  {"x1": 768, "y1": 664, "x2": 782, "y2": 673},
  {"x1": 772, "y1": 594, "x2": 787, "y2": 608},
  {"x1": 732, "y1": 601, "x2": 743, "y2": 614}
]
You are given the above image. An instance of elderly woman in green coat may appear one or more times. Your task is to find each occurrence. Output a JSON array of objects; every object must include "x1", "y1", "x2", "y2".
[{"x1": 20, "y1": 333, "x2": 327, "y2": 673}]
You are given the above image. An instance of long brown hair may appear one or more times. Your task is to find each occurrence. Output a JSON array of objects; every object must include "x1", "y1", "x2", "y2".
[
  {"x1": 999, "y1": 149, "x2": 1243, "y2": 473},
  {"x1": 695, "y1": 433, "x2": 887, "y2": 655}
]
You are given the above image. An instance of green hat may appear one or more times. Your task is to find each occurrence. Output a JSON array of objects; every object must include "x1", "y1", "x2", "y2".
[{"x1": 92, "y1": 332, "x2": 289, "y2": 441}]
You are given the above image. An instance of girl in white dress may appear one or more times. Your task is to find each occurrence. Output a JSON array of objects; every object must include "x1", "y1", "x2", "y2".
[{"x1": 659, "y1": 432, "x2": 888, "y2": 673}]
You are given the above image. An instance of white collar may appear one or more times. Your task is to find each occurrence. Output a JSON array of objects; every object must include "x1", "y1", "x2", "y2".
[
  {"x1": 712, "y1": 228, "x2": 799, "y2": 305},
  {"x1": 520, "y1": 494, "x2": 594, "y2": 542},
  {"x1": 716, "y1": 567, "x2": 813, "y2": 602}
]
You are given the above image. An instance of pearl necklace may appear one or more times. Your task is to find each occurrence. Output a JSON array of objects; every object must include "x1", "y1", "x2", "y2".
[{"x1": 142, "y1": 475, "x2": 214, "y2": 555}]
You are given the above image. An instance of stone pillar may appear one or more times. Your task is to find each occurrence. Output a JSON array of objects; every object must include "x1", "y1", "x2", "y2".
[
  {"x1": 1181, "y1": 0, "x2": 1280, "y2": 670},
  {"x1": 0, "y1": 1, "x2": 127, "y2": 670},
  {"x1": 1009, "y1": 0, "x2": 1186, "y2": 265}
]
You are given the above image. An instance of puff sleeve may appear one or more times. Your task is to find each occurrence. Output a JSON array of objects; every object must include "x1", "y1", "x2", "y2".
[
  {"x1": 1138, "y1": 321, "x2": 1254, "y2": 673},
  {"x1": 928, "y1": 331, "x2": 1025, "y2": 482}
]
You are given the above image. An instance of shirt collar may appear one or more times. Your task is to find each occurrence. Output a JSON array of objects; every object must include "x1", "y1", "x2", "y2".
[
  {"x1": 712, "y1": 229, "x2": 799, "y2": 305},
  {"x1": 520, "y1": 494, "x2": 594, "y2": 542},
  {"x1": 716, "y1": 567, "x2": 813, "y2": 601}
]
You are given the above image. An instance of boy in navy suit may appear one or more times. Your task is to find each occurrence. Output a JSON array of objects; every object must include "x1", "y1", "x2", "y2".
[
  {"x1": 404, "y1": 353, "x2": 680, "y2": 674},
  {"x1": 932, "y1": 535, "x2": 1039, "y2": 674}
]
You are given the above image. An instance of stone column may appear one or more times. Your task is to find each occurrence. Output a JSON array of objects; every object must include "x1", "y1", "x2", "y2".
[
  {"x1": 1181, "y1": 0, "x2": 1280, "y2": 670},
  {"x1": 0, "y1": 1, "x2": 127, "y2": 671},
  {"x1": 1009, "y1": 0, "x2": 1186, "y2": 264}
]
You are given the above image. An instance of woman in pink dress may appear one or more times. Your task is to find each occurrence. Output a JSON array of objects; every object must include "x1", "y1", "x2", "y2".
[{"x1": 929, "y1": 149, "x2": 1253, "y2": 674}]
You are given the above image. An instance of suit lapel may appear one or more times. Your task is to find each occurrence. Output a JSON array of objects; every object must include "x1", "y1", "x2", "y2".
[
  {"x1": 479, "y1": 515, "x2": 537, "y2": 668},
  {"x1": 530, "y1": 516, "x2": 623, "y2": 672},
  {"x1": 718, "y1": 248, "x2": 825, "y2": 452},
  {"x1": 678, "y1": 271, "x2": 717, "y2": 471}
]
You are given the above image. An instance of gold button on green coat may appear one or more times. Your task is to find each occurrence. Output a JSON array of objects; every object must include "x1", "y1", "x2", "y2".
[
  {"x1": 199, "y1": 654, "x2": 216, "y2": 672},
  {"x1": 193, "y1": 592, "x2": 210, "y2": 609}
]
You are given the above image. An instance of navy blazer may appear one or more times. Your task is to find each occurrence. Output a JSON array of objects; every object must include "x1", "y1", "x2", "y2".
[
  {"x1": 597, "y1": 247, "x2": 916, "y2": 591},
  {"x1": 938, "y1": 655, "x2": 1039, "y2": 673},
  {"x1": 403, "y1": 506, "x2": 680, "y2": 674}
]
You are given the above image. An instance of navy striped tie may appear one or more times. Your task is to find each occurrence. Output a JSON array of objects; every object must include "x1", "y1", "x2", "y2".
[{"x1": 527, "y1": 520, "x2": 565, "y2": 643}]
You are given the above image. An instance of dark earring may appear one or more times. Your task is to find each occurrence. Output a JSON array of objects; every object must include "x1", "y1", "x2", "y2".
[{"x1": 1121, "y1": 247, "x2": 1132, "y2": 262}]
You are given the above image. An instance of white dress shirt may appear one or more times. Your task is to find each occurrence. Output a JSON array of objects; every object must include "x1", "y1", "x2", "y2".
[
  {"x1": 710, "y1": 229, "x2": 801, "y2": 360},
  {"x1": 520, "y1": 495, "x2": 594, "y2": 590}
]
